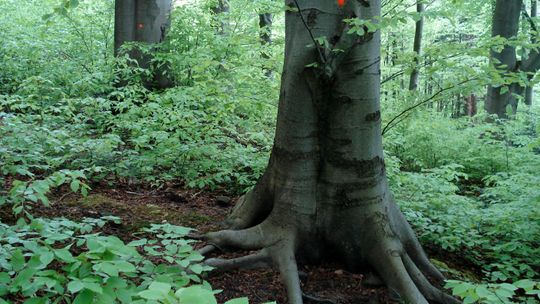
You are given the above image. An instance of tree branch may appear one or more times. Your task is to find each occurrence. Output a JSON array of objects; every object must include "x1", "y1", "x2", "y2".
[
  {"x1": 382, "y1": 77, "x2": 478, "y2": 135},
  {"x1": 292, "y1": 0, "x2": 327, "y2": 64}
]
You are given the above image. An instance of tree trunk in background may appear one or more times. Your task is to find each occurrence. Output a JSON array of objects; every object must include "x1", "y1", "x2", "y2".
[
  {"x1": 259, "y1": 13, "x2": 273, "y2": 76},
  {"x1": 466, "y1": 94, "x2": 477, "y2": 117},
  {"x1": 525, "y1": 0, "x2": 538, "y2": 105},
  {"x1": 204, "y1": 1, "x2": 458, "y2": 303},
  {"x1": 212, "y1": 0, "x2": 230, "y2": 34},
  {"x1": 409, "y1": 0, "x2": 424, "y2": 91},
  {"x1": 259, "y1": 13, "x2": 273, "y2": 46},
  {"x1": 486, "y1": 0, "x2": 522, "y2": 118},
  {"x1": 114, "y1": 0, "x2": 173, "y2": 88}
]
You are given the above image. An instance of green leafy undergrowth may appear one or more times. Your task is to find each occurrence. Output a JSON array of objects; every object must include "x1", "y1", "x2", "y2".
[
  {"x1": 0, "y1": 217, "x2": 263, "y2": 304},
  {"x1": 445, "y1": 279, "x2": 540, "y2": 304}
]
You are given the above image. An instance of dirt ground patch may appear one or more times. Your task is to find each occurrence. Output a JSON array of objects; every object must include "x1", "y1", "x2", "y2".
[{"x1": 1, "y1": 182, "x2": 472, "y2": 303}]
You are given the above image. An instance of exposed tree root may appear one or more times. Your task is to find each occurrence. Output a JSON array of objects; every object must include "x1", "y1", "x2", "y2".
[
  {"x1": 205, "y1": 249, "x2": 271, "y2": 272},
  {"x1": 389, "y1": 200, "x2": 446, "y2": 283},
  {"x1": 403, "y1": 254, "x2": 461, "y2": 304},
  {"x1": 270, "y1": 240, "x2": 303, "y2": 304},
  {"x1": 301, "y1": 293, "x2": 336, "y2": 304},
  {"x1": 202, "y1": 193, "x2": 459, "y2": 303},
  {"x1": 198, "y1": 244, "x2": 217, "y2": 255}
]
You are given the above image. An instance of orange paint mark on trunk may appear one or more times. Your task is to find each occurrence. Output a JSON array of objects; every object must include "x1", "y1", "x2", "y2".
[{"x1": 337, "y1": 0, "x2": 346, "y2": 7}]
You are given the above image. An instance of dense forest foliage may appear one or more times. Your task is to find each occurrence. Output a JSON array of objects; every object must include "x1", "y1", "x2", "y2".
[{"x1": 0, "y1": 0, "x2": 539, "y2": 303}]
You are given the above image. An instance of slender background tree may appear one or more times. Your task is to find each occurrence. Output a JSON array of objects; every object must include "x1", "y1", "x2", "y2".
[{"x1": 409, "y1": 0, "x2": 425, "y2": 91}]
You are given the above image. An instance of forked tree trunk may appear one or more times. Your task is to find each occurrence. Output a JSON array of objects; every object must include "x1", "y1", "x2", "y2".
[
  {"x1": 203, "y1": 1, "x2": 458, "y2": 303},
  {"x1": 485, "y1": 0, "x2": 522, "y2": 118},
  {"x1": 409, "y1": 0, "x2": 425, "y2": 91},
  {"x1": 114, "y1": 0, "x2": 173, "y2": 88}
]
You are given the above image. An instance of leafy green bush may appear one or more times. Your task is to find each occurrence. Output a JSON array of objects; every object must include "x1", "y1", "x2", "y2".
[
  {"x1": 445, "y1": 279, "x2": 540, "y2": 304},
  {"x1": 0, "y1": 217, "x2": 264, "y2": 304},
  {"x1": 387, "y1": 113, "x2": 540, "y2": 281}
]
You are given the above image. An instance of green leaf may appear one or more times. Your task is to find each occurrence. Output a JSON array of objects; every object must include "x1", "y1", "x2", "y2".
[
  {"x1": 190, "y1": 264, "x2": 204, "y2": 274},
  {"x1": 54, "y1": 248, "x2": 76, "y2": 263},
  {"x1": 69, "y1": 0, "x2": 79, "y2": 8},
  {"x1": 23, "y1": 298, "x2": 48, "y2": 304},
  {"x1": 96, "y1": 262, "x2": 118, "y2": 277},
  {"x1": 138, "y1": 289, "x2": 166, "y2": 300},
  {"x1": 128, "y1": 239, "x2": 148, "y2": 247},
  {"x1": 13, "y1": 268, "x2": 36, "y2": 287},
  {"x1": 11, "y1": 249, "x2": 25, "y2": 271},
  {"x1": 514, "y1": 279, "x2": 536, "y2": 291},
  {"x1": 224, "y1": 298, "x2": 249, "y2": 304},
  {"x1": 149, "y1": 281, "x2": 172, "y2": 294},
  {"x1": 73, "y1": 289, "x2": 95, "y2": 304},
  {"x1": 115, "y1": 261, "x2": 136, "y2": 273},
  {"x1": 68, "y1": 280, "x2": 85, "y2": 293},
  {"x1": 70, "y1": 180, "x2": 80, "y2": 193},
  {"x1": 82, "y1": 281, "x2": 103, "y2": 294},
  {"x1": 0, "y1": 273, "x2": 10, "y2": 284},
  {"x1": 475, "y1": 285, "x2": 491, "y2": 299},
  {"x1": 175, "y1": 285, "x2": 217, "y2": 304}
]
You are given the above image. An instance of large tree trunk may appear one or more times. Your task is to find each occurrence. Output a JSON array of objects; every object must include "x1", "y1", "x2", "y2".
[
  {"x1": 114, "y1": 0, "x2": 173, "y2": 88},
  {"x1": 485, "y1": 0, "x2": 522, "y2": 118},
  {"x1": 409, "y1": 0, "x2": 425, "y2": 91},
  {"x1": 203, "y1": 1, "x2": 458, "y2": 303}
]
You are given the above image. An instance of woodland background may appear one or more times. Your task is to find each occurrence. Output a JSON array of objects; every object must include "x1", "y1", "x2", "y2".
[{"x1": 0, "y1": 0, "x2": 539, "y2": 303}]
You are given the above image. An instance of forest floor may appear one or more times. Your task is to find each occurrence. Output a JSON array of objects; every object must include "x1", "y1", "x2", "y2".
[{"x1": 1, "y1": 182, "x2": 479, "y2": 304}]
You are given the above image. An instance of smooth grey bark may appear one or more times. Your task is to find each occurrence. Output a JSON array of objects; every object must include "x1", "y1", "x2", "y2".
[
  {"x1": 409, "y1": 0, "x2": 425, "y2": 91},
  {"x1": 486, "y1": 0, "x2": 522, "y2": 118},
  {"x1": 203, "y1": 1, "x2": 458, "y2": 303},
  {"x1": 114, "y1": 0, "x2": 173, "y2": 88},
  {"x1": 114, "y1": 0, "x2": 172, "y2": 56}
]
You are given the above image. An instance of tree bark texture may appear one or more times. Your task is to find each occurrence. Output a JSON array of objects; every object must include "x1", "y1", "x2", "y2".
[
  {"x1": 409, "y1": 0, "x2": 425, "y2": 91},
  {"x1": 114, "y1": 0, "x2": 173, "y2": 88},
  {"x1": 114, "y1": 0, "x2": 172, "y2": 56},
  {"x1": 203, "y1": 1, "x2": 459, "y2": 303},
  {"x1": 486, "y1": 0, "x2": 522, "y2": 118}
]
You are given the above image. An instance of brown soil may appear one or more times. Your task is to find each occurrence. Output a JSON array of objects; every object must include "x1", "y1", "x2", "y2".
[{"x1": 1, "y1": 182, "x2": 470, "y2": 304}]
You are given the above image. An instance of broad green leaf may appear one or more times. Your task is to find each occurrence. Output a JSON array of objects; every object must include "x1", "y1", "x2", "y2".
[
  {"x1": 54, "y1": 248, "x2": 76, "y2": 263},
  {"x1": 138, "y1": 289, "x2": 166, "y2": 300},
  {"x1": 73, "y1": 289, "x2": 95, "y2": 304},
  {"x1": 175, "y1": 285, "x2": 217, "y2": 304},
  {"x1": 68, "y1": 280, "x2": 85, "y2": 293},
  {"x1": 224, "y1": 298, "x2": 249, "y2": 304}
]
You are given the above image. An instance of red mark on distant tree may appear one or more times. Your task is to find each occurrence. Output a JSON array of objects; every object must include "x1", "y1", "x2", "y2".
[
  {"x1": 337, "y1": 0, "x2": 346, "y2": 7},
  {"x1": 137, "y1": 23, "x2": 144, "y2": 29}
]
